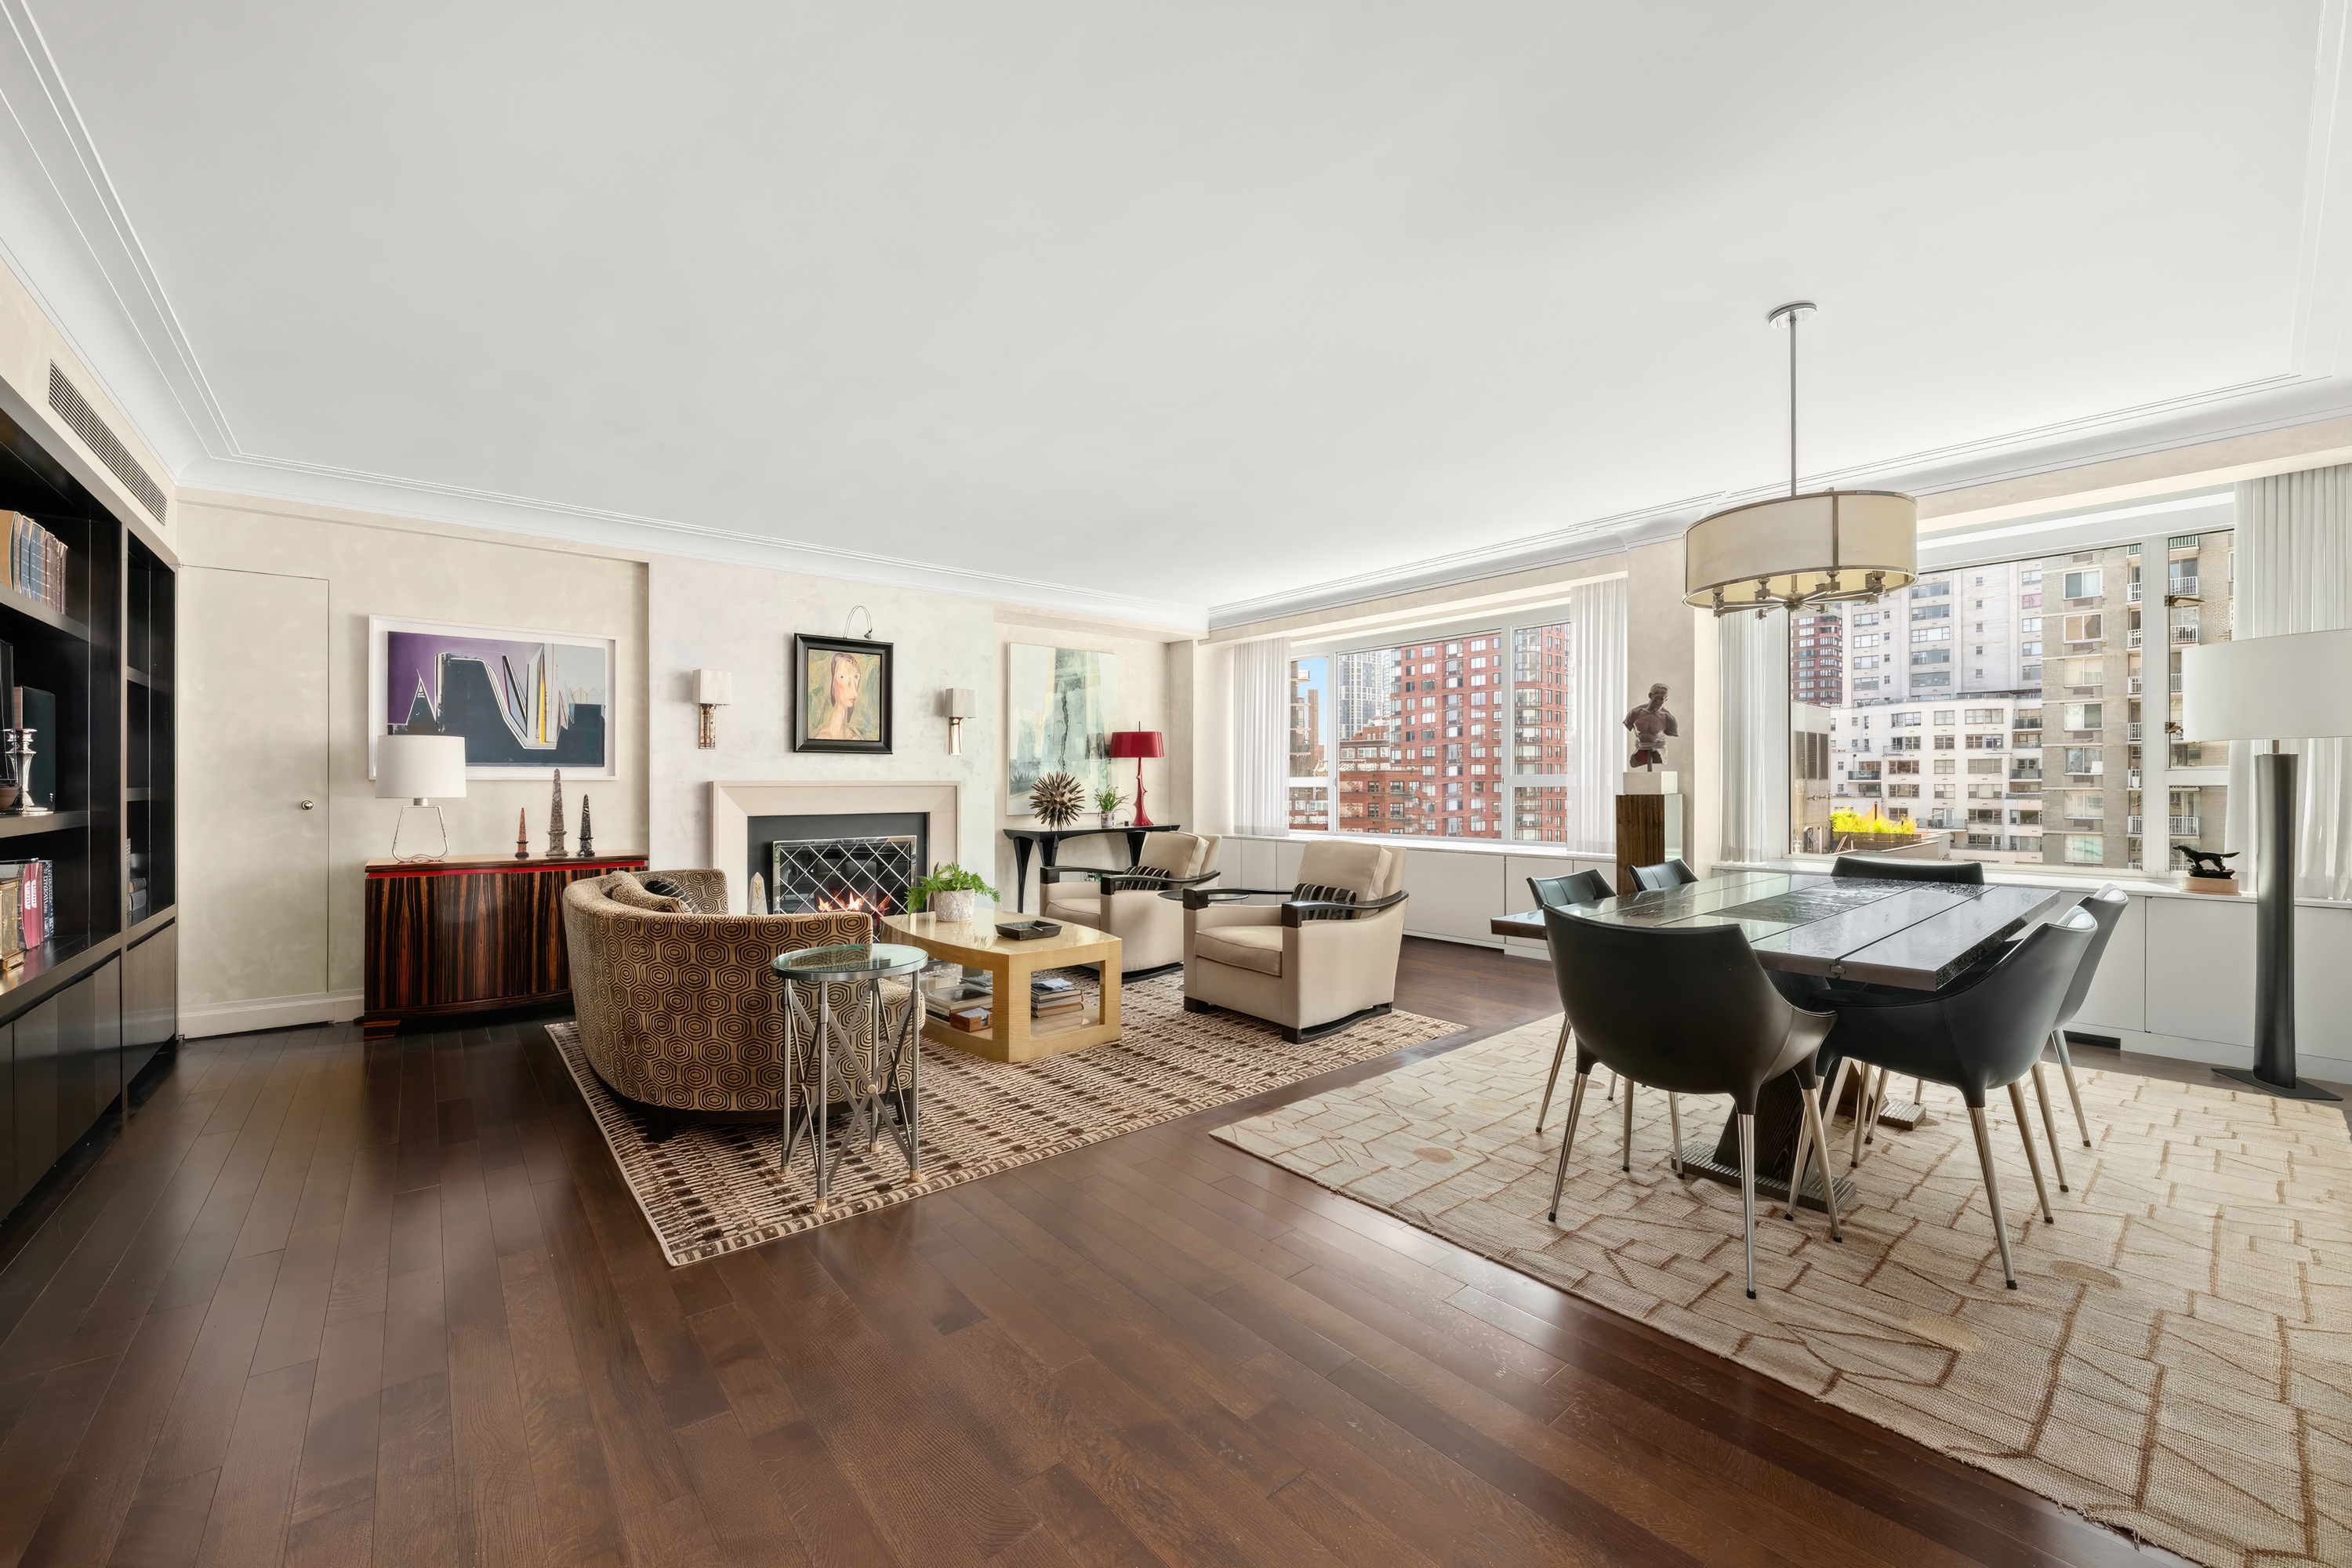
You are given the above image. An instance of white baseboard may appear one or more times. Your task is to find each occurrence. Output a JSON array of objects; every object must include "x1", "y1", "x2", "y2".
[
  {"x1": 2067, "y1": 1020, "x2": 2352, "y2": 1090},
  {"x1": 180, "y1": 989, "x2": 363, "y2": 1039}
]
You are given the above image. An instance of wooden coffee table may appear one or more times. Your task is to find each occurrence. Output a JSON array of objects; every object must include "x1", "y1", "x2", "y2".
[{"x1": 879, "y1": 914, "x2": 1122, "y2": 1062}]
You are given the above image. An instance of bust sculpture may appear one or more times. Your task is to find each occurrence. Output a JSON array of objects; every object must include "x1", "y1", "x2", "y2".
[{"x1": 1623, "y1": 684, "x2": 1678, "y2": 770}]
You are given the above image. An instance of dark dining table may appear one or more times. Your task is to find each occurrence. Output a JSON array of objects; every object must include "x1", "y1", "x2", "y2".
[{"x1": 1492, "y1": 869, "x2": 2066, "y2": 1207}]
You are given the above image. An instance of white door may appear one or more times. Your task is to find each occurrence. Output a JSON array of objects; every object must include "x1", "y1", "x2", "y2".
[{"x1": 180, "y1": 568, "x2": 330, "y2": 1031}]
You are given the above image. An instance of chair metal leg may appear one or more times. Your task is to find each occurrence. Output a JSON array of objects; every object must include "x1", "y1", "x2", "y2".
[
  {"x1": 1849, "y1": 1065, "x2": 1875, "y2": 1169},
  {"x1": 1863, "y1": 1065, "x2": 1883, "y2": 1148},
  {"x1": 1668, "y1": 1093, "x2": 1682, "y2": 1176},
  {"x1": 2029, "y1": 1062, "x2": 2068, "y2": 1192},
  {"x1": 2005, "y1": 1080, "x2": 2055, "y2": 1224},
  {"x1": 1968, "y1": 1104, "x2": 2019, "y2": 1289},
  {"x1": 1784, "y1": 1094, "x2": 1809, "y2": 1223},
  {"x1": 1535, "y1": 1017, "x2": 1571, "y2": 1134},
  {"x1": 1546, "y1": 1073, "x2": 1591, "y2": 1222},
  {"x1": 1605, "y1": 1068, "x2": 1616, "y2": 1103},
  {"x1": 1822, "y1": 1057, "x2": 1852, "y2": 1127},
  {"x1": 1800, "y1": 1084, "x2": 1842, "y2": 1242},
  {"x1": 2054, "y1": 1031, "x2": 2091, "y2": 1148},
  {"x1": 1621, "y1": 1078, "x2": 1636, "y2": 1173},
  {"x1": 1737, "y1": 1112, "x2": 1759, "y2": 1299}
]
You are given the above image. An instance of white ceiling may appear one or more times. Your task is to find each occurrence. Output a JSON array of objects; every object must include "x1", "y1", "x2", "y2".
[{"x1": 1, "y1": 2, "x2": 2347, "y2": 626}]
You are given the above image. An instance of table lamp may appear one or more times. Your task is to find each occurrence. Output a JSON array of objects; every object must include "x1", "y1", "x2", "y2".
[
  {"x1": 1107, "y1": 728, "x2": 1165, "y2": 826},
  {"x1": 376, "y1": 733, "x2": 468, "y2": 862},
  {"x1": 2180, "y1": 626, "x2": 2352, "y2": 1101}
]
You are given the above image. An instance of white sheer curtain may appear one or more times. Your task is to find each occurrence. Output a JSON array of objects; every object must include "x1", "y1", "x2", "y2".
[
  {"x1": 2224, "y1": 465, "x2": 2352, "y2": 898},
  {"x1": 1232, "y1": 636, "x2": 1291, "y2": 837},
  {"x1": 1718, "y1": 606, "x2": 1791, "y2": 863},
  {"x1": 1566, "y1": 577, "x2": 1627, "y2": 854}
]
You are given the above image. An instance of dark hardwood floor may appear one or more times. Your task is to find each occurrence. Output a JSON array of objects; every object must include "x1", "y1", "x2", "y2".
[{"x1": 0, "y1": 937, "x2": 2203, "y2": 1566}]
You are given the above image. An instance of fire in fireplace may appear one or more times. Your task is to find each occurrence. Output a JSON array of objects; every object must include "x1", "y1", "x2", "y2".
[{"x1": 768, "y1": 833, "x2": 920, "y2": 916}]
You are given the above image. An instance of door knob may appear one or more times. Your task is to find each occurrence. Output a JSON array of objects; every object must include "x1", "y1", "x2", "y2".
[{"x1": 299, "y1": 800, "x2": 315, "y2": 810}]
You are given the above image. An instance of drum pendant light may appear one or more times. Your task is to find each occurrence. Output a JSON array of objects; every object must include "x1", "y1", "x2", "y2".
[{"x1": 1683, "y1": 302, "x2": 1918, "y2": 617}]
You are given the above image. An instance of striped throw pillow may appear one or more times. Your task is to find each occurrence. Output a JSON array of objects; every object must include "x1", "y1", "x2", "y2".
[
  {"x1": 640, "y1": 875, "x2": 702, "y2": 913},
  {"x1": 1104, "y1": 866, "x2": 1171, "y2": 893},
  {"x1": 1291, "y1": 881, "x2": 1360, "y2": 920}
]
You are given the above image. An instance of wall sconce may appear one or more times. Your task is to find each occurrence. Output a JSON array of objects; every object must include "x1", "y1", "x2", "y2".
[
  {"x1": 942, "y1": 688, "x2": 975, "y2": 753},
  {"x1": 695, "y1": 670, "x2": 733, "y2": 749}
]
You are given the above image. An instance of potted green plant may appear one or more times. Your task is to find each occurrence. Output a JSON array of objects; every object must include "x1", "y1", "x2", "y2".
[
  {"x1": 909, "y1": 863, "x2": 998, "y2": 924},
  {"x1": 1094, "y1": 785, "x2": 1123, "y2": 828}
]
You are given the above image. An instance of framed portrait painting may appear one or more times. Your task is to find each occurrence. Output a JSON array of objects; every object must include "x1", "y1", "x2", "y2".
[
  {"x1": 793, "y1": 633, "x2": 893, "y2": 753},
  {"x1": 368, "y1": 615, "x2": 618, "y2": 780}
]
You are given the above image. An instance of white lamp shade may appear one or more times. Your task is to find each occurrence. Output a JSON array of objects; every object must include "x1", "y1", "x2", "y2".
[
  {"x1": 376, "y1": 733, "x2": 468, "y2": 799},
  {"x1": 942, "y1": 688, "x2": 976, "y2": 718},
  {"x1": 1683, "y1": 489, "x2": 1918, "y2": 611},
  {"x1": 2180, "y1": 629, "x2": 2352, "y2": 742},
  {"x1": 694, "y1": 669, "x2": 734, "y2": 705}
]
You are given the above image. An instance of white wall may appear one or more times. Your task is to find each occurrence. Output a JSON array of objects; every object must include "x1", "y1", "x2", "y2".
[
  {"x1": 179, "y1": 494, "x2": 651, "y2": 1011},
  {"x1": 991, "y1": 614, "x2": 1187, "y2": 898},
  {"x1": 648, "y1": 554, "x2": 998, "y2": 896}
]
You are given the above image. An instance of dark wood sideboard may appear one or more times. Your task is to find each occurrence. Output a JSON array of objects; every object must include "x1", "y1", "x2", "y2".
[{"x1": 362, "y1": 853, "x2": 647, "y2": 1040}]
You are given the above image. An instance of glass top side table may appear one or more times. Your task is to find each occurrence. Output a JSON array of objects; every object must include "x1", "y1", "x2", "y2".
[{"x1": 771, "y1": 942, "x2": 930, "y2": 1210}]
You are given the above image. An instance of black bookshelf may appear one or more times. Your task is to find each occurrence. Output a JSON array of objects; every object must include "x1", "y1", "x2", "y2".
[{"x1": 0, "y1": 398, "x2": 176, "y2": 1217}]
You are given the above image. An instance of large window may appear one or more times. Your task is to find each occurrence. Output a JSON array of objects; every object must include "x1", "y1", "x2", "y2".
[
  {"x1": 1289, "y1": 607, "x2": 1602, "y2": 847},
  {"x1": 1794, "y1": 525, "x2": 2234, "y2": 870}
]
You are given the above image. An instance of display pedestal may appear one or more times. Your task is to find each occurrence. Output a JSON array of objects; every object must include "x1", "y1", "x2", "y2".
[{"x1": 1615, "y1": 770, "x2": 1683, "y2": 895}]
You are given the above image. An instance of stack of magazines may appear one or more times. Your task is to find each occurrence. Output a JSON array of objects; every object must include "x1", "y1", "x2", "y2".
[
  {"x1": 2, "y1": 514, "x2": 64, "y2": 614},
  {"x1": 1032, "y1": 975, "x2": 1082, "y2": 1021}
]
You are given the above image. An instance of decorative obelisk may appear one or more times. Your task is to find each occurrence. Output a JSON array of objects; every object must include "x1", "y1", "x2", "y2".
[
  {"x1": 514, "y1": 808, "x2": 530, "y2": 861},
  {"x1": 546, "y1": 768, "x2": 569, "y2": 858},
  {"x1": 577, "y1": 795, "x2": 594, "y2": 858}
]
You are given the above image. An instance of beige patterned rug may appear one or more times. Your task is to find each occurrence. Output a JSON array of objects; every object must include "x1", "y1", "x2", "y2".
[
  {"x1": 549, "y1": 975, "x2": 1459, "y2": 1266},
  {"x1": 1212, "y1": 1014, "x2": 2352, "y2": 1568}
]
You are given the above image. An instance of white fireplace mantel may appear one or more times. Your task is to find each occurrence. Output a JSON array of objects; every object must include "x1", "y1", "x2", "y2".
[{"x1": 707, "y1": 780, "x2": 962, "y2": 913}]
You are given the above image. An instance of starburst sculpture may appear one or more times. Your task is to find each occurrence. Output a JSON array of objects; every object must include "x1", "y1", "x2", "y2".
[{"x1": 1027, "y1": 770, "x2": 1087, "y2": 828}]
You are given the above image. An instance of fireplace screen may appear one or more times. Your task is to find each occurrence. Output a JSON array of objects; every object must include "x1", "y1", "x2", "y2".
[{"x1": 768, "y1": 834, "x2": 920, "y2": 916}]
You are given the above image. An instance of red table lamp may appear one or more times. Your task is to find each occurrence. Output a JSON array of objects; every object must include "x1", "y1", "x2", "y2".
[{"x1": 1107, "y1": 728, "x2": 1166, "y2": 826}]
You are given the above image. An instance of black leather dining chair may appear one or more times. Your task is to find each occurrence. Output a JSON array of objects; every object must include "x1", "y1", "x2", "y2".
[
  {"x1": 1541, "y1": 906, "x2": 1841, "y2": 1300},
  {"x1": 1830, "y1": 855, "x2": 1984, "y2": 884},
  {"x1": 1525, "y1": 869, "x2": 1617, "y2": 1131},
  {"x1": 1528, "y1": 869, "x2": 1613, "y2": 911},
  {"x1": 1816, "y1": 906, "x2": 2096, "y2": 1289},
  {"x1": 1629, "y1": 858, "x2": 1698, "y2": 892},
  {"x1": 2035, "y1": 884, "x2": 2128, "y2": 1168}
]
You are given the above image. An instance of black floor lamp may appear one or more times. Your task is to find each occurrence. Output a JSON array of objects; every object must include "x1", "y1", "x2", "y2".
[{"x1": 2180, "y1": 627, "x2": 2352, "y2": 1102}]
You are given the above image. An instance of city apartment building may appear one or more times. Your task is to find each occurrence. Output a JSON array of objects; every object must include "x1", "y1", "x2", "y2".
[{"x1": 1818, "y1": 532, "x2": 2233, "y2": 870}]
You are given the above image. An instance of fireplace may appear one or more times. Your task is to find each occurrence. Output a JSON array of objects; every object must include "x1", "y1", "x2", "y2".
[
  {"x1": 708, "y1": 782, "x2": 960, "y2": 916},
  {"x1": 749, "y1": 812, "x2": 928, "y2": 916}
]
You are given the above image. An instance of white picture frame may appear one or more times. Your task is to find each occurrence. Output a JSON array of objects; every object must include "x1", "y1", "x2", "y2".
[{"x1": 368, "y1": 614, "x2": 619, "y2": 780}]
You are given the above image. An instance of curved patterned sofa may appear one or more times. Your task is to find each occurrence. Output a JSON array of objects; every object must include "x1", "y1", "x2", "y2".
[{"x1": 561, "y1": 869, "x2": 916, "y2": 1123}]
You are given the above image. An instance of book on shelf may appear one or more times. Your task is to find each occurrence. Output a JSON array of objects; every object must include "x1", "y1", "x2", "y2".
[
  {"x1": 0, "y1": 860, "x2": 46, "y2": 950},
  {"x1": 2, "y1": 514, "x2": 65, "y2": 615},
  {"x1": 0, "y1": 878, "x2": 20, "y2": 961}
]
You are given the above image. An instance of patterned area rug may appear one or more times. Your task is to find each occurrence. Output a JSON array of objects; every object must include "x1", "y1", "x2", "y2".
[
  {"x1": 1212, "y1": 1014, "x2": 2352, "y2": 1568},
  {"x1": 549, "y1": 975, "x2": 1459, "y2": 1266}
]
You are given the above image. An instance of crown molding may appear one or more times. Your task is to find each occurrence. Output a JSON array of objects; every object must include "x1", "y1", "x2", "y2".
[
  {"x1": 1207, "y1": 373, "x2": 2352, "y2": 631},
  {"x1": 180, "y1": 453, "x2": 1209, "y2": 630}
]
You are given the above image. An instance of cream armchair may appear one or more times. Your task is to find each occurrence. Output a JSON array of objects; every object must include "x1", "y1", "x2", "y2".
[
  {"x1": 1181, "y1": 840, "x2": 1409, "y2": 1041},
  {"x1": 1040, "y1": 832, "x2": 1223, "y2": 977}
]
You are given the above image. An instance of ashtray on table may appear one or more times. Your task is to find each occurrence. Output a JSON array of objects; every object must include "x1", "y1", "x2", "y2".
[{"x1": 995, "y1": 920, "x2": 1062, "y2": 940}]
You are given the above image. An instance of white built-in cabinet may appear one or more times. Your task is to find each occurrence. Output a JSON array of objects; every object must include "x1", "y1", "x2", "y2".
[{"x1": 1220, "y1": 835, "x2": 2352, "y2": 1082}]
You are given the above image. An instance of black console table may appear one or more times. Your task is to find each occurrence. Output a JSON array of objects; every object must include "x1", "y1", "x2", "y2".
[{"x1": 1004, "y1": 823, "x2": 1185, "y2": 913}]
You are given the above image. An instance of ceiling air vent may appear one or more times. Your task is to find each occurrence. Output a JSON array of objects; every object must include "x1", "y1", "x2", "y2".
[{"x1": 45, "y1": 363, "x2": 165, "y2": 524}]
